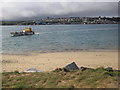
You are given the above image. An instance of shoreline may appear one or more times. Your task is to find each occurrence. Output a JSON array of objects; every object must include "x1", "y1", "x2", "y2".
[
  {"x1": 2, "y1": 50, "x2": 118, "y2": 72},
  {"x1": 2, "y1": 49, "x2": 118, "y2": 55}
]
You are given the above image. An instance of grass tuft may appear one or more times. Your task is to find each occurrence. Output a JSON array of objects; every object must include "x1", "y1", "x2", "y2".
[{"x1": 2, "y1": 67, "x2": 120, "y2": 88}]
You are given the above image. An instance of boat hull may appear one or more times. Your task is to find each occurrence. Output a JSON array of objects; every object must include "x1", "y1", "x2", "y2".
[{"x1": 10, "y1": 32, "x2": 34, "y2": 37}]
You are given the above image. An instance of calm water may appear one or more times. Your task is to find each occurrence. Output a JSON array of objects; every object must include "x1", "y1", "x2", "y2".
[{"x1": 1, "y1": 24, "x2": 118, "y2": 54}]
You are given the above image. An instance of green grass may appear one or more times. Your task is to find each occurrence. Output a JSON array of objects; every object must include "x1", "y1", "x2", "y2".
[{"x1": 2, "y1": 67, "x2": 120, "y2": 88}]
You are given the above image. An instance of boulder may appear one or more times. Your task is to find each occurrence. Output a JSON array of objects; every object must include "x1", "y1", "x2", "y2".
[
  {"x1": 105, "y1": 67, "x2": 113, "y2": 72},
  {"x1": 63, "y1": 62, "x2": 79, "y2": 72}
]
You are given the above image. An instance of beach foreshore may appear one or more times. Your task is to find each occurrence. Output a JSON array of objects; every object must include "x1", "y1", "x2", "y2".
[{"x1": 2, "y1": 51, "x2": 118, "y2": 72}]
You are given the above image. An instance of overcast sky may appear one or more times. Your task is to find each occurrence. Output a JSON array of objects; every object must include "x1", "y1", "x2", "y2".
[{"x1": 0, "y1": 0, "x2": 119, "y2": 21}]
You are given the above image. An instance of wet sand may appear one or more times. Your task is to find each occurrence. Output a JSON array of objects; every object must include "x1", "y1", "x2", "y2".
[{"x1": 2, "y1": 51, "x2": 118, "y2": 72}]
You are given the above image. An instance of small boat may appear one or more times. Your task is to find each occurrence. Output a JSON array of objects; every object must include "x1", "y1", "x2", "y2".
[{"x1": 10, "y1": 28, "x2": 35, "y2": 37}]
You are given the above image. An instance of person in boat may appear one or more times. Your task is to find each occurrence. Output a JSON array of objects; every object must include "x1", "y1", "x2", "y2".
[
  {"x1": 25, "y1": 28, "x2": 32, "y2": 32},
  {"x1": 22, "y1": 28, "x2": 33, "y2": 35}
]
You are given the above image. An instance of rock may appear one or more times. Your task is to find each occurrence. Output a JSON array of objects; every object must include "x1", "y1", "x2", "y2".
[
  {"x1": 105, "y1": 67, "x2": 113, "y2": 72},
  {"x1": 63, "y1": 62, "x2": 79, "y2": 72},
  {"x1": 63, "y1": 68, "x2": 70, "y2": 72},
  {"x1": 79, "y1": 66, "x2": 94, "y2": 71},
  {"x1": 24, "y1": 68, "x2": 42, "y2": 72},
  {"x1": 79, "y1": 67, "x2": 87, "y2": 71},
  {"x1": 53, "y1": 68, "x2": 63, "y2": 72}
]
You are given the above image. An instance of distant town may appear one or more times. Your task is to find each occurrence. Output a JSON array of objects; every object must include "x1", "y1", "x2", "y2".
[{"x1": 1, "y1": 16, "x2": 120, "y2": 25}]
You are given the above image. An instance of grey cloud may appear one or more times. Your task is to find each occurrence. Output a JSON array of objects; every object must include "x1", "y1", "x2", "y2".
[{"x1": 1, "y1": 2, "x2": 118, "y2": 21}]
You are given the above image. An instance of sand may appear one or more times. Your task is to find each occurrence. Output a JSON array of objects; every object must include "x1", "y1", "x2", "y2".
[{"x1": 2, "y1": 51, "x2": 118, "y2": 72}]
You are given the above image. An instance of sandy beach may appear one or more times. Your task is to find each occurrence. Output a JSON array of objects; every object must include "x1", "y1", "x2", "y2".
[{"x1": 2, "y1": 51, "x2": 118, "y2": 72}]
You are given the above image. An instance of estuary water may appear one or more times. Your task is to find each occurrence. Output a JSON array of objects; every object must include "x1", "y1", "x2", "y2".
[{"x1": 1, "y1": 24, "x2": 118, "y2": 54}]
